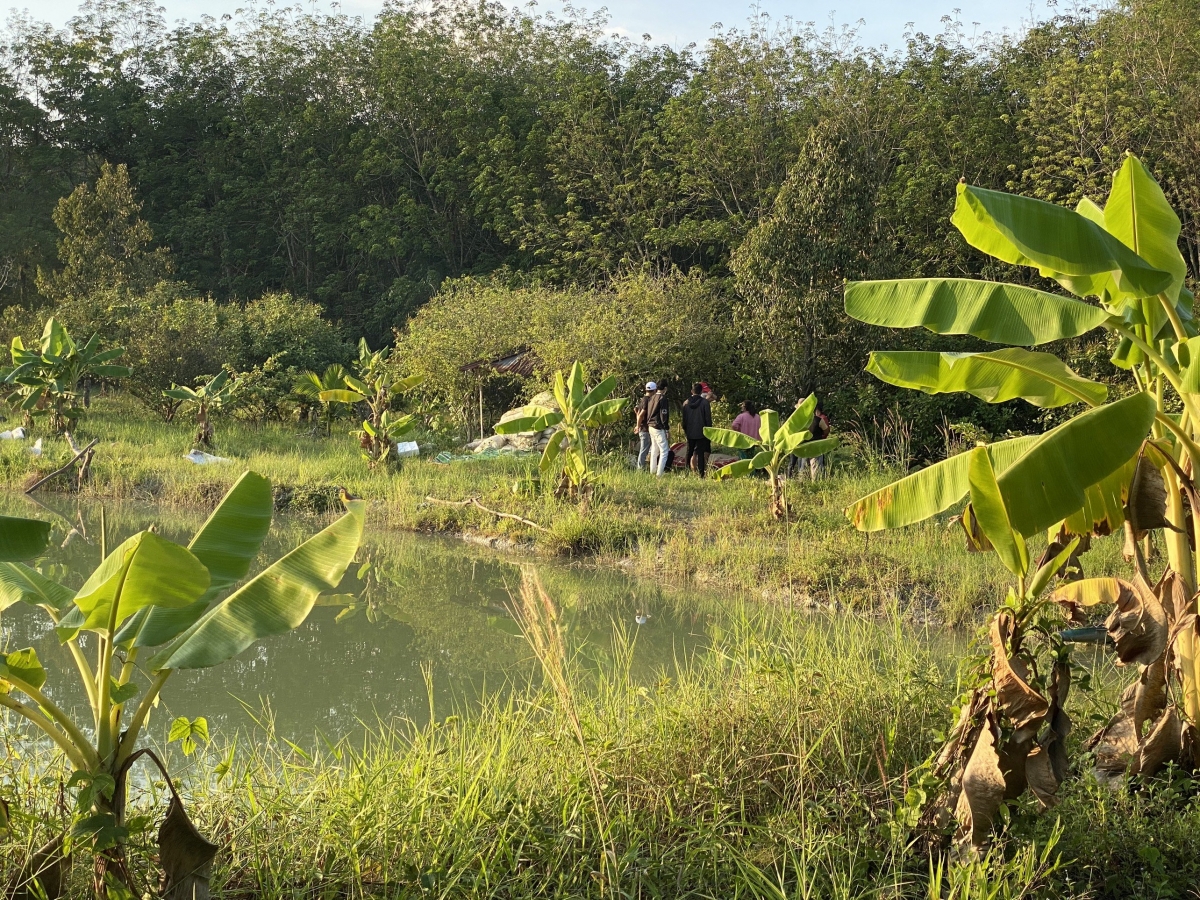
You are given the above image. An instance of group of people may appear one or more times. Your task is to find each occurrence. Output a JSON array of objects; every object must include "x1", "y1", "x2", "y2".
[
  {"x1": 632, "y1": 383, "x2": 831, "y2": 479},
  {"x1": 633, "y1": 381, "x2": 715, "y2": 477}
]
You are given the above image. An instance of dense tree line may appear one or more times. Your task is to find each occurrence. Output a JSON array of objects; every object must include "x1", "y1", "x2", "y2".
[{"x1": 1, "y1": 0, "x2": 1198, "y2": 449}]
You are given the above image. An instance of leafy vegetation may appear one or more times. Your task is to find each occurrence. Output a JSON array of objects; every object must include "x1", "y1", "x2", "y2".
[
  {"x1": 319, "y1": 339, "x2": 424, "y2": 465},
  {"x1": 163, "y1": 370, "x2": 239, "y2": 449},
  {"x1": 0, "y1": 473, "x2": 363, "y2": 895},
  {"x1": 706, "y1": 393, "x2": 837, "y2": 518},
  {"x1": 4, "y1": 317, "x2": 128, "y2": 432},
  {"x1": 844, "y1": 154, "x2": 1200, "y2": 852},
  {"x1": 494, "y1": 361, "x2": 627, "y2": 506}
]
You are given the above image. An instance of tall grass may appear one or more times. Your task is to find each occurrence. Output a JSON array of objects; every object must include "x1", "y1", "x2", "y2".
[{"x1": 5, "y1": 598, "x2": 1193, "y2": 898}]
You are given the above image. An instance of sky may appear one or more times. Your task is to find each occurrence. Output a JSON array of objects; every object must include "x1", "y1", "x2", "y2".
[{"x1": 4, "y1": 0, "x2": 1045, "y2": 51}]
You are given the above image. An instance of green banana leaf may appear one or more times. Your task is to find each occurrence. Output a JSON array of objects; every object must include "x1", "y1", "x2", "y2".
[
  {"x1": 1061, "y1": 455, "x2": 1137, "y2": 536},
  {"x1": 951, "y1": 183, "x2": 1172, "y2": 298},
  {"x1": 72, "y1": 532, "x2": 211, "y2": 635},
  {"x1": 750, "y1": 450, "x2": 773, "y2": 469},
  {"x1": 578, "y1": 374, "x2": 617, "y2": 411},
  {"x1": 716, "y1": 459, "x2": 755, "y2": 480},
  {"x1": 967, "y1": 447, "x2": 1027, "y2": 577},
  {"x1": 150, "y1": 499, "x2": 365, "y2": 671},
  {"x1": 0, "y1": 563, "x2": 74, "y2": 614},
  {"x1": 539, "y1": 430, "x2": 568, "y2": 473},
  {"x1": 789, "y1": 436, "x2": 837, "y2": 459},
  {"x1": 846, "y1": 434, "x2": 1042, "y2": 532},
  {"x1": 120, "y1": 471, "x2": 275, "y2": 649},
  {"x1": 0, "y1": 515, "x2": 52, "y2": 562},
  {"x1": 996, "y1": 393, "x2": 1156, "y2": 537},
  {"x1": 567, "y1": 362, "x2": 585, "y2": 407},
  {"x1": 780, "y1": 394, "x2": 817, "y2": 437},
  {"x1": 391, "y1": 374, "x2": 426, "y2": 394},
  {"x1": 759, "y1": 410, "x2": 779, "y2": 443},
  {"x1": 1176, "y1": 337, "x2": 1200, "y2": 393},
  {"x1": 1104, "y1": 154, "x2": 1188, "y2": 304},
  {"x1": 580, "y1": 397, "x2": 627, "y2": 425},
  {"x1": 495, "y1": 412, "x2": 563, "y2": 435},
  {"x1": 705, "y1": 427, "x2": 757, "y2": 451},
  {"x1": 845, "y1": 278, "x2": 1109, "y2": 345},
  {"x1": 1, "y1": 647, "x2": 45, "y2": 689},
  {"x1": 318, "y1": 389, "x2": 367, "y2": 404},
  {"x1": 865, "y1": 348, "x2": 1106, "y2": 408}
]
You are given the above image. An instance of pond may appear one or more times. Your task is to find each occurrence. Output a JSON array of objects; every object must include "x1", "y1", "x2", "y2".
[{"x1": 0, "y1": 495, "x2": 721, "y2": 743}]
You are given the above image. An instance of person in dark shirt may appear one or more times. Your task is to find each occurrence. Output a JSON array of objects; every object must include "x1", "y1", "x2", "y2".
[
  {"x1": 681, "y1": 382, "x2": 713, "y2": 477},
  {"x1": 646, "y1": 384, "x2": 671, "y2": 476}
]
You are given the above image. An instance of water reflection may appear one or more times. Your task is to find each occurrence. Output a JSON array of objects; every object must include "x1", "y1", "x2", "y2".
[{"x1": 0, "y1": 496, "x2": 712, "y2": 743}]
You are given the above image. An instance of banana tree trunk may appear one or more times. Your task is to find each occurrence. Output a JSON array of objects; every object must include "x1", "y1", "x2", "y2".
[{"x1": 768, "y1": 469, "x2": 787, "y2": 519}]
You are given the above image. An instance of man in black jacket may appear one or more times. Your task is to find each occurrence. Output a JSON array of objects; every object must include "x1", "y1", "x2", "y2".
[
  {"x1": 646, "y1": 384, "x2": 671, "y2": 476},
  {"x1": 681, "y1": 382, "x2": 712, "y2": 477}
]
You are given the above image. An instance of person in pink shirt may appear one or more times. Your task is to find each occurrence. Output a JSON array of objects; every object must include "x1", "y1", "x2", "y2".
[{"x1": 730, "y1": 401, "x2": 761, "y2": 445}]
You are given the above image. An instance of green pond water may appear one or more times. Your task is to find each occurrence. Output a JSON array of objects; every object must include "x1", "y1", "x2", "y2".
[{"x1": 1, "y1": 495, "x2": 721, "y2": 743}]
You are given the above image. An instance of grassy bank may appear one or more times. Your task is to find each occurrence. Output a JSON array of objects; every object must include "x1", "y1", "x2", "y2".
[
  {"x1": 0, "y1": 395, "x2": 1130, "y2": 624},
  {"x1": 3, "y1": 607, "x2": 1194, "y2": 898}
]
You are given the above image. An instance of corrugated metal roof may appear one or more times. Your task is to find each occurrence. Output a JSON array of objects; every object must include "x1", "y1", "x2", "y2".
[{"x1": 461, "y1": 348, "x2": 537, "y2": 377}]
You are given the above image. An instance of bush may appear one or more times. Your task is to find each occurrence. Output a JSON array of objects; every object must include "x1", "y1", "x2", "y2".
[
  {"x1": 398, "y1": 271, "x2": 735, "y2": 431},
  {"x1": 235, "y1": 292, "x2": 351, "y2": 373}
]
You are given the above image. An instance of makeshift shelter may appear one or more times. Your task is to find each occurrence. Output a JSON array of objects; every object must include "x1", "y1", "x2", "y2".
[{"x1": 459, "y1": 348, "x2": 539, "y2": 439}]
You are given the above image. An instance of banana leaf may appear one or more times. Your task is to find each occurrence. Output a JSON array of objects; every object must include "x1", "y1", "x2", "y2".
[
  {"x1": 996, "y1": 393, "x2": 1156, "y2": 537},
  {"x1": 150, "y1": 499, "x2": 365, "y2": 671},
  {"x1": 846, "y1": 434, "x2": 1042, "y2": 532},
  {"x1": 952, "y1": 183, "x2": 1172, "y2": 298},
  {"x1": 845, "y1": 278, "x2": 1109, "y2": 345},
  {"x1": 967, "y1": 447, "x2": 1027, "y2": 577},
  {"x1": 120, "y1": 472, "x2": 275, "y2": 649},
  {"x1": 865, "y1": 348, "x2": 1106, "y2": 408},
  {"x1": 0, "y1": 515, "x2": 52, "y2": 561},
  {"x1": 705, "y1": 427, "x2": 757, "y2": 451},
  {"x1": 0, "y1": 563, "x2": 74, "y2": 614}
]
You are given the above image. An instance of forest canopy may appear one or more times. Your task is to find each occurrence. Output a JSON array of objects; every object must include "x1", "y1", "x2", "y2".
[{"x1": 0, "y1": 0, "x2": 1195, "y2": 449}]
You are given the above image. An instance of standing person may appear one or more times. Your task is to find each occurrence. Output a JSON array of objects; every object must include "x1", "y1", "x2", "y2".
[
  {"x1": 633, "y1": 382, "x2": 655, "y2": 469},
  {"x1": 730, "y1": 401, "x2": 761, "y2": 444},
  {"x1": 807, "y1": 400, "x2": 831, "y2": 480},
  {"x1": 681, "y1": 382, "x2": 713, "y2": 477},
  {"x1": 646, "y1": 383, "x2": 671, "y2": 476}
]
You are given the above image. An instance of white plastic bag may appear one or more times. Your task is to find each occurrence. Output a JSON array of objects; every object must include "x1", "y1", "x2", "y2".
[
  {"x1": 184, "y1": 449, "x2": 231, "y2": 465},
  {"x1": 0, "y1": 426, "x2": 27, "y2": 440},
  {"x1": 394, "y1": 440, "x2": 420, "y2": 459}
]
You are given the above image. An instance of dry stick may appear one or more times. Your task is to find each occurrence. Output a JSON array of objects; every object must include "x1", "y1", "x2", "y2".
[
  {"x1": 25, "y1": 438, "x2": 99, "y2": 494},
  {"x1": 423, "y1": 495, "x2": 551, "y2": 533}
]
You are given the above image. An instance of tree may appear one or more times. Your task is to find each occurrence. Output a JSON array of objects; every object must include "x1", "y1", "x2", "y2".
[
  {"x1": 319, "y1": 339, "x2": 424, "y2": 464},
  {"x1": 730, "y1": 124, "x2": 888, "y2": 406},
  {"x1": 36, "y1": 162, "x2": 172, "y2": 303}
]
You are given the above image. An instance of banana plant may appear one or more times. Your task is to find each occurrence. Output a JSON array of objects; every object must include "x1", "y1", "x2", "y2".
[
  {"x1": 0, "y1": 473, "x2": 365, "y2": 897},
  {"x1": 843, "y1": 152, "x2": 1200, "y2": 847},
  {"x1": 494, "y1": 361, "x2": 627, "y2": 506},
  {"x1": 163, "y1": 370, "x2": 240, "y2": 449},
  {"x1": 319, "y1": 339, "x2": 424, "y2": 464},
  {"x1": 6, "y1": 317, "x2": 129, "y2": 433},
  {"x1": 704, "y1": 393, "x2": 837, "y2": 518},
  {"x1": 294, "y1": 363, "x2": 350, "y2": 434}
]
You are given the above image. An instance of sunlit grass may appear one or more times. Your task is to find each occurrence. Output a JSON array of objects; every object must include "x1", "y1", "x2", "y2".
[{"x1": 0, "y1": 394, "x2": 1131, "y2": 625}]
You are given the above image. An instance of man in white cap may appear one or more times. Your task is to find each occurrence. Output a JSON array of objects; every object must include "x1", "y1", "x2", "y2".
[
  {"x1": 646, "y1": 382, "x2": 671, "y2": 476},
  {"x1": 633, "y1": 381, "x2": 656, "y2": 469}
]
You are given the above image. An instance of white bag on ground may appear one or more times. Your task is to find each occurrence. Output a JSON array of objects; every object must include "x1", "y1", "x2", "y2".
[
  {"x1": 0, "y1": 426, "x2": 27, "y2": 440},
  {"x1": 394, "y1": 440, "x2": 420, "y2": 459},
  {"x1": 184, "y1": 449, "x2": 231, "y2": 464}
]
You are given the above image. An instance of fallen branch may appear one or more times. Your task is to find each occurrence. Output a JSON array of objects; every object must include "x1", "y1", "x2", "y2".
[
  {"x1": 424, "y1": 495, "x2": 551, "y2": 533},
  {"x1": 26, "y1": 438, "x2": 99, "y2": 494}
]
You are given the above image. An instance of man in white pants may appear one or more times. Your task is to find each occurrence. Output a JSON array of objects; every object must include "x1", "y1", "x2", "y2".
[{"x1": 646, "y1": 384, "x2": 671, "y2": 476}]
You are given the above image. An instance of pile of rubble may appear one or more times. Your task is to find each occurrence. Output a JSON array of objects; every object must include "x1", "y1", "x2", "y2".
[{"x1": 465, "y1": 392, "x2": 560, "y2": 454}]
